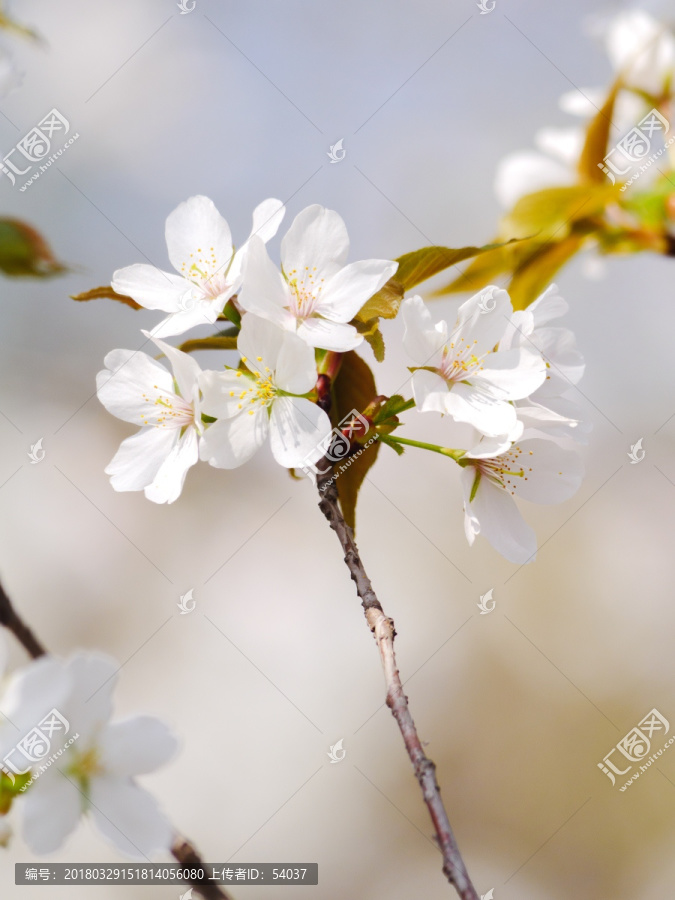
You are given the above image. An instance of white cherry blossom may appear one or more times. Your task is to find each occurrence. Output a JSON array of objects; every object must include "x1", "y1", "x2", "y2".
[
  {"x1": 238, "y1": 204, "x2": 397, "y2": 351},
  {"x1": 112, "y1": 195, "x2": 285, "y2": 338},
  {"x1": 199, "y1": 313, "x2": 332, "y2": 469},
  {"x1": 0, "y1": 653, "x2": 177, "y2": 858},
  {"x1": 96, "y1": 332, "x2": 203, "y2": 503},
  {"x1": 460, "y1": 437, "x2": 584, "y2": 564},
  {"x1": 402, "y1": 290, "x2": 546, "y2": 440}
]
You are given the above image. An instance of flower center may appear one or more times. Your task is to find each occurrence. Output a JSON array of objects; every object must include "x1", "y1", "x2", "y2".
[
  {"x1": 140, "y1": 386, "x2": 195, "y2": 429},
  {"x1": 233, "y1": 359, "x2": 278, "y2": 415},
  {"x1": 286, "y1": 266, "x2": 324, "y2": 319},
  {"x1": 67, "y1": 746, "x2": 103, "y2": 783},
  {"x1": 474, "y1": 445, "x2": 533, "y2": 495},
  {"x1": 180, "y1": 246, "x2": 232, "y2": 301},
  {"x1": 439, "y1": 338, "x2": 485, "y2": 383}
]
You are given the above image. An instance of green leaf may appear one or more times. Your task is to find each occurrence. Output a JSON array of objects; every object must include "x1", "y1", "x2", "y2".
[
  {"x1": 620, "y1": 170, "x2": 675, "y2": 228},
  {"x1": 177, "y1": 336, "x2": 238, "y2": 354},
  {"x1": 71, "y1": 285, "x2": 141, "y2": 310},
  {"x1": 332, "y1": 351, "x2": 380, "y2": 530},
  {"x1": 353, "y1": 317, "x2": 385, "y2": 362},
  {"x1": 508, "y1": 234, "x2": 585, "y2": 310},
  {"x1": 356, "y1": 278, "x2": 405, "y2": 321},
  {"x1": 0, "y1": 219, "x2": 66, "y2": 277},
  {"x1": 355, "y1": 240, "x2": 526, "y2": 320},
  {"x1": 577, "y1": 80, "x2": 621, "y2": 183},
  {"x1": 433, "y1": 238, "x2": 538, "y2": 295},
  {"x1": 500, "y1": 184, "x2": 617, "y2": 241},
  {"x1": 0, "y1": 771, "x2": 31, "y2": 813}
]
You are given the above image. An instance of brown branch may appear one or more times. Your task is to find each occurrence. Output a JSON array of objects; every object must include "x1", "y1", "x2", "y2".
[
  {"x1": 0, "y1": 580, "x2": 232, "y2": 900},
  {"x1": 172, "y1": 837, "x2": 234, "y2": 900},
  {"x1": 0, "y1": 580, "x2": 47, "y2": 659},
  {"x1": 315, "y1": 458, "x2": 479, "y2": 898}
]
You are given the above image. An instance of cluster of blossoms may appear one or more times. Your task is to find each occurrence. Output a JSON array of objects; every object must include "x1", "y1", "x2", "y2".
[
  {"x1": 98, "y1": 195, "x2": 587, "y2": 563},
  {"x1": 0, "y1": 637, "x2": 176, "y2": 857},
  {"x1": 495, "y1": 9, "x2": 675, "y2": 210}
]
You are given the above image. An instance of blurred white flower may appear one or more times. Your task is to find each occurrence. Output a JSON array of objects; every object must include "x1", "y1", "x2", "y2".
[
  {"x1": 0, "y1": 653, "x2": 177, "y2": 858},
  {"x1": 238, "y1": 204, "x2": 397, "y2": 351},
  {"x1": 199, "y1": 313, "x2": 332, "y2": 469},
  {"x1": 112, "y1": 195, "x2": 285, "y2": 338},
  {"x1": 0, "y1": 48, "x2": 21, "y2": 98},
  {"x1": 402, "y1": 290, "x2": 546, "y2": 440},
  {"x1": 97, "y1": 333, "x2": 203, "y2": 503},
  {"x1": 461, "y1": 437, "x2": 584, "y2": 563},
  {"x1": 604, "y1": 9, "x2": 675, "y2": 95},
  {"x1": 494, "y1": 127, "x2": 584, "y2": 208}
]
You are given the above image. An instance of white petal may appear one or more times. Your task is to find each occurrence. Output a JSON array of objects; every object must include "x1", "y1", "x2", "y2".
[
  {"x1": 97, "y1": 349, "x2": 173, "y2": 426},
  {"x1": 0, "y1": 658, "x2": 71, "y2": 738},
  {"x1": 274, "y1": 333, "x2": 318, "y2": 395},
  {"x1": 165, "y1": 195, "x2": 233, "y2": 280},
  {"x1": 238, "y1": 312, "x2": 285, "y2": 374},
  {"x1": 402, "y1": 296, "x2": 446, "y2": 367},
  {"x1": 443, "y1": 383, "x2": 519, "y2": 437},
  {"x1": 528, "y1": 284, "x2": 568, "y2": 327},
  {"x1": 238, "y1": 237, "x2": 294, "y2": 329},
  {"x1": 530, "y1": 327, "x2": 585, "y2": 395},
  {"x1": 249, "y1": 197, "x2": 286, "y2": 244},
  {"x1": 149, "y1": 304, "x2": 220, "y2": 339},
  {"x1": 516, "y1": 402, "x2": 584, "y2": 443},
  {"x1": 534, "y1": 127, "x2": 584, "y2": 166},
  {"x1": 269, "y1": 397, "x2": 332, "y2": 467},
  {"x1": 105, "y1": 427, "x2": 177, "y2": 493},
  {"x1": 228, "y1": 199, "x2": 287, "y2": 284},
  {"x1": 494, "y1": 152, "x2": 572, "y2": 208},
  {"x1": 319, "y1": 259, "x2": 398, "y2": 322},
  {"x1": 23, "y1": 772, "x2": 82, "y2": 853},
  {"x1": 144, "y1": 426, "x2": 199, "y2": 504},
  {"x1": 473, "y1": 348, "x2": 547, "y2": 399},
  {"x1": 281, "y1": 205, "x2": 349, "y2": 282},
  {"x1": 143, "y1": 332, "x2": 201, "y2": 402},
  {"x1": 62, "y1": 653, "x2": 119, "y2": 746},
  {"x1": 454, "y1": 287, "x2": 512, "y2": 355},
  {"x1": 99, "y1": 717, "x2": 178, "y2": 776},
  {"x1": 558, "y1": 88, "x2": 606, "y2": 117},
  {"x1": 111, "y1": 265, "x2": 188, "y2": 313},
  {"x1": 89, "y1": 777, "x2": 173, "y2": 859},
  {"x1": 296, "y1": 317, "x2": 362, "y2": 351},
  {"x1": 505, "y1": 438, "x2": 584, "y2": 505},
  {"x1": 411, "y1": 369, "x2": 449, "y2": 412},
  {"x1": 462, "y1": 467, "x2": 537, "y2": 564},
  {"x1": 200, "y1": 409, "x2": 269, "y2": 469},
  {"x1": 200, "y1": 369, "x2": 254, "y2": 418}
]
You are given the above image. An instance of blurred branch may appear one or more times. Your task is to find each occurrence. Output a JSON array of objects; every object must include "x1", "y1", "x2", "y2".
[
  {"x1": 0, "y1": 580, "x2": 46, "y2": 659},
  {"x1": 314, "y1": 398, "x2": 479, "y2": 899},
  {"x1": 171, "y1": 837, "x2": 234, "y2": 900},
  {"x1": 0, "y1": 580, "x2": 233, "y2": 900}
]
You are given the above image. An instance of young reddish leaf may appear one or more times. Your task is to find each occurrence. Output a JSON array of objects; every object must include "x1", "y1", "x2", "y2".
[
  {"x1": 332, "y1": 351, "x2": 380, "y2": 531},
  {"x1": 0, "y1": 219, "x2": 66, "y2": 277},
  {"x1": 71, "y1": 285, "x2": 141, "y2": 309}
]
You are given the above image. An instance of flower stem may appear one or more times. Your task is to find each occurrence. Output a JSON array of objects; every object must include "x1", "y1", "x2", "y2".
[{"x1": 385, "y1": 435, "x2": 465, "y2": 461}]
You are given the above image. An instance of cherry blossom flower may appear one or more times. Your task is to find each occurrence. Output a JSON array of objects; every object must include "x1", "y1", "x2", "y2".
[
  {"x1": 199, "y1": 313, "x2": 332, "y2": 468},
  {"x1": 460, "y1": 437, "x2": 584, "y2": 563},
  {"x1": 238, "y1": 205, "x2": 398, "y2": 351},
  {"x1": 402, "y1": 290, "x2": 546, "y2": 440},
  {"x1": 112, "y1": 195, "x2": 285, "y2": 338},
  {"x1": 96, "y1": 333, "x2": 203, "y2": 503},
  {"x1": 0, "y1": 653, "x2": 177, "y2": 858},
  {"x1": 499, "y1": 285, "x2": 590, "y2": 442}
]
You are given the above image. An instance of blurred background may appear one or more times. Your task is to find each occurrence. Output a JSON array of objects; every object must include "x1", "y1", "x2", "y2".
[{"x1": 1, "y1": 0, "x2": 675, "y2": 897}]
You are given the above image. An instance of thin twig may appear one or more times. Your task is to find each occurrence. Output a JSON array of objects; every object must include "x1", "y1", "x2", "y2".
[
  {"x1": 315, "y1": 451, "x2": 479, "y2": 898},
  {"x1": 0, "y1": 581, "x2": 47, "y2": 659},
  {"x1": 0, "y1": 579, "x2": 232, "y2": 900},
  {"x1": 172, "y1": 837, "x2": 234, "y2": 900}
]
